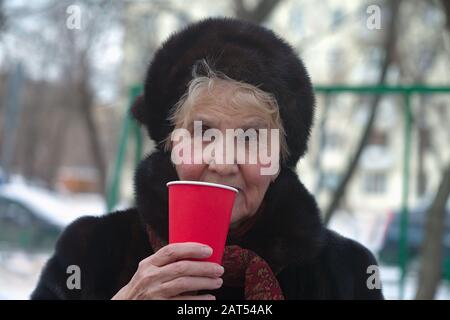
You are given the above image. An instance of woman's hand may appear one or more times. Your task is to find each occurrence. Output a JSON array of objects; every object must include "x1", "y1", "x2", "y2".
[{"x1": 111, "y1": 242, "x2": 224, "y2": 300}]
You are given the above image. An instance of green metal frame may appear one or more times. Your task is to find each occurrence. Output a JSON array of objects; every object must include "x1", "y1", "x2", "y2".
[
  {"x1": 107, "y1": 84, "x2": 450, "y2": 299},
  {"x1": 315, "y1": 85, "x2": 450, "y2": 299},
  {"x1": 106, "y1": 85, "x2": 143, "y2": 212}
]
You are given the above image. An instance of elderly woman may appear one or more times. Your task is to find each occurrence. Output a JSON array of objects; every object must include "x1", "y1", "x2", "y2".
[{"x1": 32, "y1": 18, "x2": 383, "y2": 300}]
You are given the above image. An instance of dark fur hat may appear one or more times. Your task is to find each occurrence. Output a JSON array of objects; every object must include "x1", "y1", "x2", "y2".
[{"x1": 132, "y1": 17, "x2": 315, "y2": 168}]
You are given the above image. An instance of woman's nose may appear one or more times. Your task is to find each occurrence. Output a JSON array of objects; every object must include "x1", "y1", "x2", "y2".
[{"x1": 208, "y1": 159, "x2": 239, "y2": 176}]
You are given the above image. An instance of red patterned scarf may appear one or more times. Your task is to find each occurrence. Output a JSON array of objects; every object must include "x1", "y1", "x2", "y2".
[{"x1": 147, "y1": 226, "x2": 285, "y2": 300}]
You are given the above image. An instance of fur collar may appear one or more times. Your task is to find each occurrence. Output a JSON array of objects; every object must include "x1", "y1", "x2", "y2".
[{"x1": 134, "y1": 150, "x2": 326, "y2": 273}]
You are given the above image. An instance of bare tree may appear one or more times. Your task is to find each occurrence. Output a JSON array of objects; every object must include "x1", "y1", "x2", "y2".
[
  {"x1": 0, "y1": 0, "x2": 5, "y2": 33},
  {"x1": 1, "y1": 0, "x2": 123, "y2": 195},
  {"x1": 414, "y1": 0, "x2": 450, "y2": 299},
  {"x1": 323, "y1": 0, "x2": 402, "y2": 224},
  {"x1": 233, "y1": 0, "x2": 283, "y2": 24},
  {"x1": 441, "y1": 0, "x2": 450, "y2": 31},
  {"x1": 415, "y1": 162, "x2": 450, "y2": 299}
]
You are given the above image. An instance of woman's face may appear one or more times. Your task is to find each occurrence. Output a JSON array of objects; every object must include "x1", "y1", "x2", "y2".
[{"x1": 172, "y1": 102, "x2": 280, "y2": 229}]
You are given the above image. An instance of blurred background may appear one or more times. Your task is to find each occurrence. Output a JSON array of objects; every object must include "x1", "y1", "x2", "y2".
[{"x1": 0, "y1": 0, "x2": 449, "y2": 300}]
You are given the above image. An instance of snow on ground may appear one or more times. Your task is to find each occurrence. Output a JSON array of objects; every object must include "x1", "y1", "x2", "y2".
[
  {"x1": 0, "y1": 179, "x2": 108, "y2": 299},
  {"x1": 329, "y1": 210, "x2": 450, "y2": 300},
  {"x1": 0, "y1": 195, "x2": 449, "y2": 299},
  {"x1": 0, "y1": 250, "x2": 50, "y2": 300},
  {"x1": 1, "y1": 249, "x2": 449, "y2": 299},
  {"x1": 380, "y1": 264, "x2": 450, "y2": 300}
]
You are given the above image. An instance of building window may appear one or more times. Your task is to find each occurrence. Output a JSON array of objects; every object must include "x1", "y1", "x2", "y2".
[
  {"x1": 328, "y1": 48, "x2": 344, "y2": 67},
  {"x1": 368, "y1": 130, "x2": 387, "y2": 147},
  {"x1": 368, "y1": 47, "x2": 383, "y2": 69},
  {"x1": 362, "y1": 171, "x2": 387, "y2": 194},
  {"x1": 324, "y1": 131, "x2": 343, "y2": 150},
  {"x1": 320, "y1": 171, "x2": 341, "y2": 191},
  {"x1": 332, "y1": 9, "x2": 345, "y2": 28}
]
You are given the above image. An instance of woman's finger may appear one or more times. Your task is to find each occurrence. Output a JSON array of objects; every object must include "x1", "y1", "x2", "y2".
[
  {"x1": 156, "y1": 260, "x2": 224, "y2": 283},
  {"x1": 159, "y1": 276, "x2": 223, "y2": 298},
  {"x1": 145, "y1": 243, "x2": 213, "y2": 267}
]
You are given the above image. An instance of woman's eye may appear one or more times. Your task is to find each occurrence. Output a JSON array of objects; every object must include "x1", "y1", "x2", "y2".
[
  {"x1": 192, "y1": 125, "x2": 210, "y2": 136},
  {"x1": 241, "y1": 133, "x2": 258, "y2": 143}
]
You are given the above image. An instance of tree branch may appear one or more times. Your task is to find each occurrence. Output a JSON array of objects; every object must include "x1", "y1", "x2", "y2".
[
  {"x1": 415, "y1": 162, "x2": 450, "y2": 299},
  {"x1": 323, "y1": 0, "x2": 402, "y2": 225},
  {"x1": 234, "y1": 0, "x2": 283, "y2": 24}
]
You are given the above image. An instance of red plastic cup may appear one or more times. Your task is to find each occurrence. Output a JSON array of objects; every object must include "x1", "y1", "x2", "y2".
[{"x1": 167, "y1": 181, "x2": 238, "y2": 265}]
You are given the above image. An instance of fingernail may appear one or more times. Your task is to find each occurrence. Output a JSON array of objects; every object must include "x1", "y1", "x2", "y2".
[
  {"x1": 201, "y1": 246, "x2": 213, "y2": 256},
  {"x1": 216, "y1": 266, "x2": 225, "y2": 275},
  {"x1": 216, "y1": 278, "x2": 223, "y2": 287}
]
